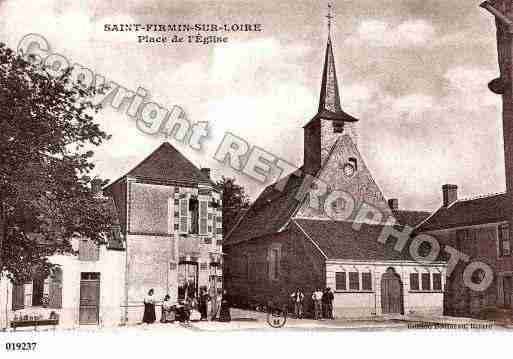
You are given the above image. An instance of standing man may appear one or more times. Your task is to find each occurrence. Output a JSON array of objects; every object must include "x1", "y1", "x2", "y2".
[
  {"x1": 290, "y1": 288, "x2": 305, "y2": 319},
  {"x1": 312, "y1": 288, "x2": 323, "y2": 320},
  {"x1": 325, "y1": 287, "x2": 334, "y2": 319}
]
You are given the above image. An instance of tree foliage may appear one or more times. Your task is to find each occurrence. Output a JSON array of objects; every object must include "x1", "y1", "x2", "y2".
[
  {"x1": 0, "y1": 43, "x2": 112, "y2": 282},
  {"x1": 216, "y1": 176, "x2": 250, "y2": 237}
]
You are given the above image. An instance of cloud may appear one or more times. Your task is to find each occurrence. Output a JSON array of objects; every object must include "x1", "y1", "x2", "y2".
[
  {"x1": 0, "y1": 0, "x2": 505, "y2": 208},
  {"x1": 348, "y1": 19, "x2": 436, "y2": 48}
]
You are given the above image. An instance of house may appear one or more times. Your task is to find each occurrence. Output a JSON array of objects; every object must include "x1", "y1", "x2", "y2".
[
  {"x1": 0, "y1": 184, "x2": 125, "y2": 329},
  {"x1": 414, "y1": 0, "x2": 513, "y2": 319},
  {"x1": 0, "y1": 142, "x2": 223, "y2": 328},
  {"x1": 104, "y1": 142, "x2": 223, "y2": 324},
  {"x1": 416, "y1": 188, "x2": 512, "y2": 317},
  {"x1": 224, "y1": 22, "x2": 447, "y2": 318}
]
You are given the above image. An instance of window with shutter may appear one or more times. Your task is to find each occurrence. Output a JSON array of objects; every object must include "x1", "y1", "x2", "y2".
[
  {"x1": 199, "y1": 200, "x2": 208, "y2": 235},
  {"x1": 349, "y1": 272, "x2": 359, "y2": 290},
  {"x1": 335, "y1": 272, "x2": 346, "y2": 291},
  {"x1": 410, "y1": 273, "x2": 419, "y2": 291},
  {"x1": 179, "y1": 198, "x2": 189, "y2": 233},
  {"x1": 49, "y1": 268, "x2": 63, "y2": 309},
  {"x1": 268, "y1": 248, "x2": 280, "y2": 281},
  {"x1": 421, "y1": 273, "x2": 431, "y2": 290},
  {"x1": 24, "y1": 282, "x2": 32, "y2": 307},
  {"x1": 499, "y1": 223, "x2": 510, "y2": 257},
  {"x1": 362, "y1": 272, "x2": 372, "y2": 291},
  {"x1": 12, "y1": 283, "x2": 25, "y2": 310},
  {"x1": 32, "y1": 277, "x2": 45, "y2": 306},
  {"x1": 433, "y1": 273, "x2": 442, "y2": 291}
]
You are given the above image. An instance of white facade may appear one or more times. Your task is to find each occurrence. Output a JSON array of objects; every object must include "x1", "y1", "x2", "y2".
[
  {"x1": 326, "y1": 260, "x2": 447, "y2": 318},
  {"x1": 0, "y1": 238, "x2": 125, "y2": 330}
]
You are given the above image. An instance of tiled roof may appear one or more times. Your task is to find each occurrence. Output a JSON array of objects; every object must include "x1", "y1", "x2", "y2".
[
  {"x1": 392, "y1": 210, "x2": 431, "y2": 228},
  {"x1": 417, "y1": 193, "x2": 510, "y2": 232},
  {"x1": 125, "y1": 142, "x2": 211, "y2": 185},
  {"x1": 293, "y1": 218, "x2": 433, "y2": 261},
  {"x1": 224, "y1": 170, "x2": 305, "y2": 245}
]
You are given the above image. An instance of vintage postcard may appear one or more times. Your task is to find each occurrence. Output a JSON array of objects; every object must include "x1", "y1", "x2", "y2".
[{"x1": 0, "y1": 0, "x2": 512, "y2": 357}]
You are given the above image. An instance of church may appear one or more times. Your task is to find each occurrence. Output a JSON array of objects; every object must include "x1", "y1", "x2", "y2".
[{"x1": 224, "y1": 15, "x2": 447, "y2": 318}]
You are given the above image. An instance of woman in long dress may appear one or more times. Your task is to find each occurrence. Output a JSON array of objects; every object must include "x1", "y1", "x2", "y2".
[
  {"x1": 218, "y1": 290, "x2": 231, "y2": 322},
  {"x1": 142, "y1": 288, "x2": 156, "y2": 324}
]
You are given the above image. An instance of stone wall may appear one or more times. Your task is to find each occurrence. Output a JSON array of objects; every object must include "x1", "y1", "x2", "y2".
[{"x1": 224, "y1": 225, "x2": 326, "y2": 314}]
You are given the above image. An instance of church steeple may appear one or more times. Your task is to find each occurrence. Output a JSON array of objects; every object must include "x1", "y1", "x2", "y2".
[
  {"x1": 315, "y1": 4, "x2": 358, "y2": 123},
  {"x1": 303, "y1": 4, "x2": 359, "y2": 175}
]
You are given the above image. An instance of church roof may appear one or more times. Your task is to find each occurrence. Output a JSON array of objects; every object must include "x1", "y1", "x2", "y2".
[
  {"x1": 293, "y1": 218, "x2": 445, "y2": 261},
  {"x1": 416, "y1": 193, "x2": 510, "y2": 232},
  {"x1": 225, "y1": 168, "x2": 426, "y2": 246},
  {"x1": 305, "y1": 36, "x2": 358, "y2": 127},
  {"x1": 107, "y1": 142, "x2": 212, "y2": 187},
  {"x1": 224, "y1": 170, "x2": 305, "y2": 245}
]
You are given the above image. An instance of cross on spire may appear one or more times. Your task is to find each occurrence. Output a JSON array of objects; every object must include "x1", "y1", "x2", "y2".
[
  {"x1": 314, "y1": 1, "x2": 359, "y2": 123},
  {"x1": 326, "y1": 3, "x2": 333, "y2": 37}
]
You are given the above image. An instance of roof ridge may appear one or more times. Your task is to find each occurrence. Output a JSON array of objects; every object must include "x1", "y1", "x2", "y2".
[
  {"x1": 392, "y1": 209, "x2": 431, "y2": 213},
  {"x1": 457, "y1": 191, "x2": 505, "y2": 202}
]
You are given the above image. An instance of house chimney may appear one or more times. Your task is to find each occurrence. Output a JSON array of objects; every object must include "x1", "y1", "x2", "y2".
[
  {"x1": 91, "y1": 178, "x2": 103, "y2": 196},
  {"x1": 442, "y1": 184, "x2": 458, "y2": 207},
  {"x1": 388, "y1": 198, "x2": 398, "y2": 210},
  {"x1": 201, "y1": 168, "x2": 211, "y2": 180}
]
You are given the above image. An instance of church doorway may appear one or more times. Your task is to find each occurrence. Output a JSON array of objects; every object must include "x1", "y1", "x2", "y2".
[{"x1": 381, "y1": 268, "x2": 404, "y2": 315}]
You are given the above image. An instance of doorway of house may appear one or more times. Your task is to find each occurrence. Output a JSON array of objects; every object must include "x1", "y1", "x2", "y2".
[
  {"x1": 178, "y1": 262, "x2": 198, "y2": 301},
  {"x1": 381, "y1": 268, "x2": 404, "y2": 315},
  {"x1": 79, "y1": 272, "x2": 100, "y2": 325}
]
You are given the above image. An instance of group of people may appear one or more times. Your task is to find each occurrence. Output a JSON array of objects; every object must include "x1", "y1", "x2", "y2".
[
  {"x1": 290, "y1": 287, "x2": 334, "y2": 320},
  {"x1": 142, "y1": 288, "x2": 232, "y2": 324}
]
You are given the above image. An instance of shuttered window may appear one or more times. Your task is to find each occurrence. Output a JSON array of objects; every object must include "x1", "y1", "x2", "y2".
[
  {"x1": 362, "y1": 272, "x2": 372, "y2": 291},
  {"x1": 433, "y1": 273, "x2": 442, "y2": 291},
  {"x1": 335, "y1": 272, "x2": 346, "y2": 291},
  {"x1": 499, "y1": 223, "x2": 511, "y2": 257},
  {"x1": 268, "y1": 248, "x2": 280, "y2": 281},
  {"x1": 410, "y1": 273, "x2": 419, "y2": 291},
  {"x1": 421, "y1": 273, "x2": 431, "y2": 290},
  {"x1": 199, "y1": 200, "x2": 208, "y2": 235},
  {"x1": 179, "y1": 198, "x2": 189, "y2": 233},
  {"x1": 12, "y1": 283, "x2": 25, "y2": 310},
  {"x1": 49, "y1": 268, "x2": 63, "y2": 309},
  {"x1": 349, "y1": 272, "x2": 359, "y2": 290}
]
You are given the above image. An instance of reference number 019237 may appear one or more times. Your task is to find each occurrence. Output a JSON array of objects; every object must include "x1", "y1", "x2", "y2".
[{"x1": 5, "y1": 342, "x2": 37, "y2": 351}]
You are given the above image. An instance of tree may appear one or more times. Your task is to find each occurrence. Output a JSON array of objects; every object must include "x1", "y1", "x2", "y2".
[
  {"x1": 0, "y1": 43, "x2": 112, "y2": 282},
  {"x1": 216, "y1": 176, "x2": 250, "y2": 237}
]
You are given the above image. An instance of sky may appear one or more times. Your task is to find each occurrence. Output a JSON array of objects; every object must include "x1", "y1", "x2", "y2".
[{"x1": 0, "y1": 0, "x2": 505, "y2": 211}]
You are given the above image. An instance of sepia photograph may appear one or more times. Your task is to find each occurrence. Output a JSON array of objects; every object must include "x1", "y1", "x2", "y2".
[{"x1": 0, "y1": 0, "x2": 512, "y2": 357}]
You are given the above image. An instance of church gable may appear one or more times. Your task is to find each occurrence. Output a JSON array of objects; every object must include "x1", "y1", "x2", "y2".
[{"x1": 296, "y1": 134, "x2": 392, "y2": 221}]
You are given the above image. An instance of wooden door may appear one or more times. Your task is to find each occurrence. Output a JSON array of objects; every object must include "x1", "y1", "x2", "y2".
[
  {"x1": 381, "y1": 268, "x2": 403, "y2": 314},
  {"x1": 79, "y1": 273, "x2": 100, "y2": 325}
]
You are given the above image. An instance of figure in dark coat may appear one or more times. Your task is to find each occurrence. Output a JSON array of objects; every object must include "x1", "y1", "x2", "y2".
[
  {"x1": 324, "y1": 288, "x2": 334, "y2": 319},
  {"x1": 218, "y1": 290, "x2": 231, "y2": 322},
  {"x1": 198, "y1": 287, "x2": 210, "y2": 320},
  {"x1": 142, "y1": 288, "x2": 156, "y2": 324}
]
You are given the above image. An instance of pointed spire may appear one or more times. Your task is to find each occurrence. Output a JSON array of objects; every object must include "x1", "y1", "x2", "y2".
[{"x1": 316, "y1": 3, "x2": 358, "y2": 123}]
